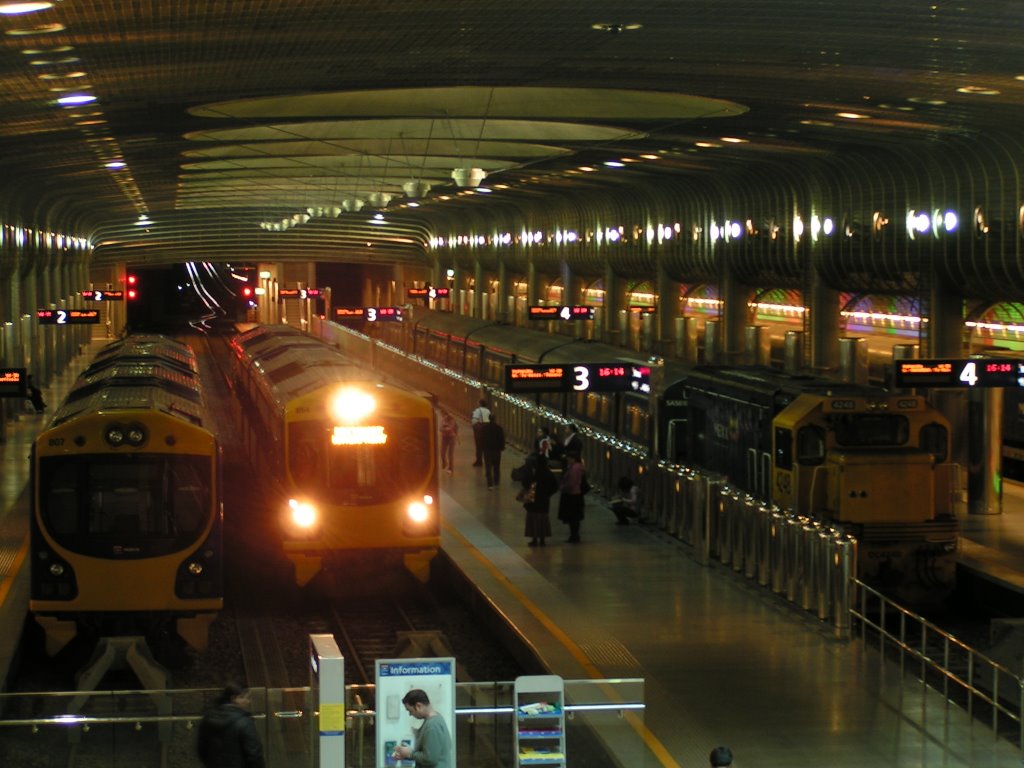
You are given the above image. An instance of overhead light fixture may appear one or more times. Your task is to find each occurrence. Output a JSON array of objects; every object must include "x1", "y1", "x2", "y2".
[
  {"x1": 0, "y1": 3, "x2": 55, "y2": 15},
  {"x1": 5, "y1": 22, "x2": 64, "y2": 34},
  {"x1": 57, "y1": 93, "x2": 96, "y2": 105},
  {"x1": 590, "y1": 22, "x2": 643, "y2": 34},
  {"x1": 402, "y1": 180, "x2": 432, "y2": 199},
  {"x1": 451, "y1": 167, "x2": 487, "y2": 188}
]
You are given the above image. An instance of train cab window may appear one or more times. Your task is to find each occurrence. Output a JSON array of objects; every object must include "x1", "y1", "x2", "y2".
[
  {"x1": 919, "y1": 422, "x2": 949, "y2": 463},
  {"x1": 774, "y1": 427, "x2": 794, "y2": 471},
  {"x1": 47, "y1": 488, "x2": 78, "y2": 535},
  {"x1": 833, "y1": 414, "x2": 909, "y2": 446},
  {"x1": 796, "y1": 425, "x2": 826, "y2": 465}
]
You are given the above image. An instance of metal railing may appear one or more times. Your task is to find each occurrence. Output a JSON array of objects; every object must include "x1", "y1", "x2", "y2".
[{"x1": 852, "y1": 579, "x2": 1024, "y2": 750}]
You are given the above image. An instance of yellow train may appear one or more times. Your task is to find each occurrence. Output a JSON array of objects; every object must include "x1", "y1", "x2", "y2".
[
  {"x1": 229, "y1": 325, "x2": 440, "y2": 586},
  {"x1": 31, "y1": 335, "x2": 223, "y2": 656}
]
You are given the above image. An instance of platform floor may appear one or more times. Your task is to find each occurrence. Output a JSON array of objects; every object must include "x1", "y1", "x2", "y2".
[{"x1": 437, "y1": 428, "x2": 1024, "y2": 767}]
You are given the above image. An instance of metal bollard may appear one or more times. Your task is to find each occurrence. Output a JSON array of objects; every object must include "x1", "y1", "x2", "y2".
[
  {"x1": 831, "y1": 535, "x2": 857, "y2": 639},
  {"x1": 799, "y1": 519, "x2": 819, "y2": 611},
  {"x1": 719, "y1": 489, "x2": 735, "y2": 566},
  {"x1": 756, "y1": 504, "x2": 772, "y2": 587},
  {"x1": 730, "y1": 494, "x2": 745, "y2": 572},
  {"x1": 743, "y1": 497, "x2": 758, "y2": 579},
  {"x1": 784, "y1": 514, "x2": 801, "y2": 603},
  {"x1": 816, "y1": 527, "x2": 835, "y2": 621},
  {"x1": 770, "y1": 509, "x2": 786, "y2": 594}
]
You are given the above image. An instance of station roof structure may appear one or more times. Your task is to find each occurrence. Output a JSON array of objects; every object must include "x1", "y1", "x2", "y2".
[{"x1": 2, "y1": 1, "x2": 1022, "y2": 269}]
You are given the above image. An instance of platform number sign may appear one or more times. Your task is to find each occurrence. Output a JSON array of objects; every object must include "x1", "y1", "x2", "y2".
[
  {"x1": 893, "y1": 358, "x2": 1024, "y2": 388},
  {"x1": 505, "y1": 363, "x2": 650, "y2": 393},
  {"x1": 36, "y1": 309, "x2": 100, "y2": 325}
]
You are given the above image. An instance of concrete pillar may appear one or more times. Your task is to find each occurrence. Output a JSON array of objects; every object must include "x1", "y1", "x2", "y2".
[
  {"x1": 496, "y1": 260, "x2": 510, "y2": 323},
  {"x1": 657, "y1": 264, "x2": 681, "y2": 357},
  {"x1": 526, "y1": 262, "x2": 540, "y2": 306},
  {"x1": 719, "y1": 268, "x2": 751, "y2": 364},
  {"x1": 807, "y1": 262, "x2": 840, "y2": 375}
]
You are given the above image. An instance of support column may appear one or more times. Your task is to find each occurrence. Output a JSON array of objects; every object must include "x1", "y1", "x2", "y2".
[
  {"x1": 526, "y1": 262, "x2": 539, "y2": 306},
  {"x1": 719, "y1": 267, "x2": 751, "y2": 364},
  {"x1": 473, "y1": 260, "x2": 484, "y2": 319},
  {"x1": 496, "y1": 260, "x2": 510, "y2": 324},
  {"x1": 656, "y1": 263, "x2": 681, "y2": 358},
  {"x1": 807, "y1": 250, "x2": 840, "y2": 374}
]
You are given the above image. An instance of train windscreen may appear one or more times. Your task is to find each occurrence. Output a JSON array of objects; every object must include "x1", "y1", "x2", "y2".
[
  {"x1": 39, "y1": 454, "x2": 213, "y2": 558},
  {"x1": 288, "y1": 416, "x2": 431, "y2": 504},
  {"x1": 832, "y1": 414, "x2": 910, "y2": 447}
]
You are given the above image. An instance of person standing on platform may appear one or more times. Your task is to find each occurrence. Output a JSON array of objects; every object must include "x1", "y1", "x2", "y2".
[
  {"x1": 557, "y1": 423, "x2": 582, "y2": 469},
  {"x1": 533, "y1": 426, "x2": 552, "y2": 459},
  {"x1": 393, "y1": 689, "x2": 453, "y2": 768},
  {"x1": 520, "y1": 454, "x2": 559, "y2": 547},
  {"x1": 709, "y1": 745, "x2": 733, "y2": 767},
  {"x1": 439, "y1": 410, "x2": 458, "y2": 474},
  {"x1": 557, "y1": 451, "x2": 586, "y2": 543},
  {"x1": 481, "y1": 415, "x2": 506, "y2": 489},
  {"x1": 470, "y1": 399, "x2": 491, "y2": 467},
  {"x1": 197, "y1": 684, "x2": 265, "y2": 768}
]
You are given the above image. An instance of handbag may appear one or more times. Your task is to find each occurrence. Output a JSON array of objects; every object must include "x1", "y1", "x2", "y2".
[{"x1": 516, "y1": 483, "x2": 537, "y2": 503}]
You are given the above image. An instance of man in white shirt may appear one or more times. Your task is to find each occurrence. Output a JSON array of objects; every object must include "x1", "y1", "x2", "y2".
[{"x1": 470, "y1": 399, "x2": 491, "y2": 467}]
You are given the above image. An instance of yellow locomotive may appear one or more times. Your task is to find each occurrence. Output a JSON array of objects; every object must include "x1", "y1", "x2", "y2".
[
  {"x1": 230, "y1": 325, "x2": 440, "y2": 586},
  {"x1": 31, "y1": 335, "x2": 223, "y2": 656}
]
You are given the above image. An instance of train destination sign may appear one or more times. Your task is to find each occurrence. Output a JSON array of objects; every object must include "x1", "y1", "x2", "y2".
[
  {"x1": 527, "y1": 305, "x2": 596, "y2": 321},
  {"x1": 505, "y1": 363, "x2": 651, "y2": 394},
  {"x1": 81, "y1": 289, "x2": 124, "y2": 301},
  {"x1": 893, "y1": 358, "x2": 1024, "y2": 388},
  {"x1": 0, "y1": 368, "x2": 26, "y2": 398},
  {"x1": 37, "y1": 308, "x2": 100, "y2": 325}
]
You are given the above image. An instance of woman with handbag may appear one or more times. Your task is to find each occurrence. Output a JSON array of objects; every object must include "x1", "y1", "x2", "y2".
[{"x1": 520, "y1": 455, "x2": 559, "y2": 547}]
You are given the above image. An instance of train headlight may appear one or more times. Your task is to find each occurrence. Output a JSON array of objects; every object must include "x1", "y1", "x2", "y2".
[
  {"x1": 187, "y1": 562, "x2": 204, "y2": 576},
  {"x1": 288, "y1": 498, "x2": 318, "y2": 528},
  {"x1": 126, "y1": 424, "x2": 147, "y2": 446},
  {"x1": 49, "y1": 563, "x2": 64, "y2": 577},
  {"x1": 407, "y1": 494, "x2": 434, "y2": 524},
  {"x1": 330, "y1": 387, "x2": 376, "y2": 423},
  {"x1": 105, "y1": 426, "x2": 125, "y2": 446}
]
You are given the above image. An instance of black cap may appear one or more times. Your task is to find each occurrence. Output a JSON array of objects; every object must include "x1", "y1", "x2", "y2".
[{"x1": 710, "y1": 746, "x2": 733, "y2": 767}]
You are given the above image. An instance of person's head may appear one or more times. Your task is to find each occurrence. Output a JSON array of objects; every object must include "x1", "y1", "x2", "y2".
[
  {"x1": 537, "y1": 426, "x2": 549, "y2": 437},
  {"x1": 618, "y1": 476, "x2": 634, "y2": 492},
  {"x1": 567, "y1": 451, "x2": 581, "y2": 463},
  {"x1": 401, "y1": 688, "x2": 431, "y2": 719},
  {"x1": 217, "y1": 683, "x2": 251, "y2": 709},
  {"x1": 568, "y1": 423, "x2": 578, "y2": 434},
  {"x1": 478, "y1": 398, "x2": 487, "y2": 408},
  {"x1": 709, "y1": 746, "x2": 733, "y2": 767}
]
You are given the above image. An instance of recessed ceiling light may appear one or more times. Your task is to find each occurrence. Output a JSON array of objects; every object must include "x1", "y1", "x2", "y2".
[
  {"x1": 720, "y1": 137, "x2": 748, "y2": 143},
  {"x1": 590, "y1": 22, "x2": 643, "y2": 34},
  {"x1": 0, "y1": 3, "x2": 54, "y2": 14},
  {"x1": 5, "y1": 22, "x2": 64, "y2": 34},
  {"x1": 957, "y1": 85, "x2": 1000, "y2": 96},
  {"x1": 56, "y1": 93, "x2": 96, "y2": 105},
  {"x1": 836, "y1": 112, "x2": 869, "y2": 119},
  {"x1": 639, "y1": 154, "x2": 661, "y2": 160},
  {"x1": 21, "y1": 45, "x2": 72, "y2": 54},
  {"x1": 907, "y1": 97, "x2": 947, "y2": 105},
  {"x1": 578, "y1": 166, "x2": 597, "y2": 172},
  {"x1": 603, "y1": 160, "x2": 625, "y2": 167},
  {"x1": 694, "y1": 142, "x2": 720, "y2": 148}
]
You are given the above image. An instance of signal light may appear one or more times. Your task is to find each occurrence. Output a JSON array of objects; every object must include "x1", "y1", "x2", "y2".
[
  {"x1": 127, "y1": 273, "x2": 138, "y2": 300},
  {"x1": 242, "y1": 286, "x2": 253, "y2": 298}
]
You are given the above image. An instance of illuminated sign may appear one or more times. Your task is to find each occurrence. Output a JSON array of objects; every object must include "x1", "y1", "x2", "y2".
[
  {"x1": 81, "y1": 289, "x2": 124, "y2": 301},
  {"x1": 527, "y1": 305, "x2": 596, "y2": 321},
  {"x1": 892, "y1": 358, "x2": 1024, "y2": 388},
  {"x1": 366, "y1": 307, "x2": 403, "y2": 322},
  {"x1": 331, "y1": 425, "x2": 388, "y2": 445},
  {"x1": 0, "y1": 368, "x2": 26, "y2": 398},
  {"x1": 629, "y1": 306, "x2": 656, "y2": 315},
  {"x1": 408, "y1": 286, "x2": 451, "y2": 300},
  {"x1": 279, "y1": 287, "x2": 323, "y2": 300},
  {"x1": 505, "y1": 363, "x2": 651, "y2": 394},
  {"x1": 37, "y1": 309, "x2": 100, "y2": 325},
  {"x1": 335, "y1": 307, "x2": 366, "y2": 319}
]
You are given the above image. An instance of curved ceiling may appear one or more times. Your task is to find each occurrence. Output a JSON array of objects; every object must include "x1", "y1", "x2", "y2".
[{"x1": 0, "y1": 1, "x2": 1021, "y2": 266}]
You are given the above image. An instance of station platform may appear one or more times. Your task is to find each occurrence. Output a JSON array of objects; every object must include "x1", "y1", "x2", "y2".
[
  {"x1": 0, "y1": 343, "x2": 105, "y2": 693},
  {"x1": 959, "y1": 482, "x2": 1024, "y2": 597},
  {"x1": 437, "y1": 426, "x2": 1023, "y2": 766}
]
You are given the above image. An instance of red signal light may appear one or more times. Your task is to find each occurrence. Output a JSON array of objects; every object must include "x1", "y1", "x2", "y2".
[
  {"x1": 242, "y1": 286, "x2": 253, "y2": 298},
  {"x1": 126, "y1": 274, "x2": 138, "y2": 299}
]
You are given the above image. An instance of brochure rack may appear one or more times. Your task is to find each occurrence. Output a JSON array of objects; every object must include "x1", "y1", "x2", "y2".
[{"x1": 514, "y1": 675, "x2": 566, "y2": 766}]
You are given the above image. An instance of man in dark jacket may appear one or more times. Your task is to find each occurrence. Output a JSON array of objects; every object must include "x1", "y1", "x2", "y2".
[
  {"x1": 197, "y1": 684, "x2": 265, "y2": 768},
  {"x1": 481, "y1": 416, "x2": 506, "y2": 489}
]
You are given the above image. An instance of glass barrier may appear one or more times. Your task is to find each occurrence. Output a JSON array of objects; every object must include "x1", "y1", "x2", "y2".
[{"x1": 0, "y1": 679, "x2": 647, "y2": 767}]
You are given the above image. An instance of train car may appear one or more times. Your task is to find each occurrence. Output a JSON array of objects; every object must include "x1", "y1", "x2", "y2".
[
  {"x1": 672, "y1": 366, "x2": 959, "y2": 605},
  {"x1": 30, "y1": 335, "x2": 223, "y2": 657},
  {"x1": 230, "y1": 324, "x2": 440, "y2": 587}
]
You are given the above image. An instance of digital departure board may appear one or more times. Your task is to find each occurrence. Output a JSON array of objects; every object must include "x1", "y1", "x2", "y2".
[
  {"x1": 893, "y1": 358, "x2": 1024, "y2": 388},
  {"x1": 279, "y1": 287, "x2": 323, "y2": 299},
  {"x1": 37, "y1": 309, "x2": 100, "y2": 325},
  {"x1": 527, "y1": 305, "x2": 596, "y2": 321},
  {"x1": 334, "y1": 306, "x2": 404, "y2": 322},
  {"x1": 505, "y1": 363, "x2": 651, "y2": 394},
  {"x1": 80, "y1": 289, "x2": 124, "y2": 301},
  {"x1": 0, "y1": 368, "x2": 26, "y2": 398}
]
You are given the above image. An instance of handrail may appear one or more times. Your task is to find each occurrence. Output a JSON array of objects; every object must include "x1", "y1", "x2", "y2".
[{"x1": 852, "y1": 579, "x2": 1024, "y2": 750}]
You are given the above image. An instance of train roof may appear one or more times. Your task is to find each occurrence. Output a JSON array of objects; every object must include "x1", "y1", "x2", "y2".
[
  {"x1": 235, "y1": 325, "x2": 380, "y2": 405},
  {"x1": 673, "y1": 365, "x2": 888, "y2": 402},
  {"x1": 87, "y1": 334, "x2": 197, "y2": 376}
]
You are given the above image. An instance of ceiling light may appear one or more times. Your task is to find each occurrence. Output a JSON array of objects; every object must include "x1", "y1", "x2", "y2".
[
  {"x1": 694, "y1": 142, "x2": 720, "y2": 148},
  {"x1": 0, "y1": 3, "x2": 55, "y2": 14},
  {"x1": 21, "y1": 45, "x2": 72, "y2": 54},
  {"x1": 956, "y1": 85, "x2": 1000, "y2": 96},
  {"x1": 578, "y1": 166, "x2": 597, "y2": 172},
  {"x1": 451, "y1": 167, "x2": 486, "y2": 187},
  {"x1": 5, "y1": 22, "x2": 64, "y2": 34},
  {"x1": 105, "y1": 160, "x2": 126, "y2": 169},
  {"x1": 590, "y1": 22, "x2": 643, "y2": 34},
  {"x1": 836, "y1": 112, "x2": 869, "y2": 119},
  {"x1": 639, "y1": 154, "x2": 660, "y2": 160},
  {"x1": 603, "y1": 160, "x2": 625, "y2": 167},
  {"x1": 720, "y1": 137, "x2": 748, "y2": 143},
  {"x1": 57, "y1": 93, "x2": 96, "y2": 105}
]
